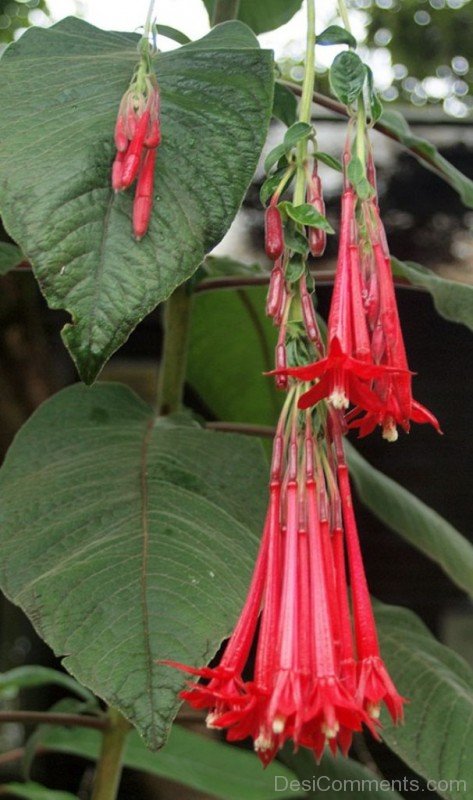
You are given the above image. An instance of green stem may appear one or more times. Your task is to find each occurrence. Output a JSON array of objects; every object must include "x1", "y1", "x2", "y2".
[
  {"x1": 157, "y1": 284, "x2": 193, "y2": 415},
  {"x1": 337, "y1": 0, "x2": 352, "y2": 34},
  {"x1": 211, "y1": 0, "x2": 241, "y2": 24},
  {"x1": 91, "y1": 708, "x2": 131, "y2": 800},
  {"x1": 144, "y1": 0, "x2": 156, "y2": 38},
  {"x1": 356, "y1": 102, "x2": 367, "y2": 171},
  {"x1": 294, "y1": 0, "x2": 316, "y2": 206}
]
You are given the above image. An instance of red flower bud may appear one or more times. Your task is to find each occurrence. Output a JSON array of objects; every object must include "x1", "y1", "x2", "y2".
[
  {"x1": 121, "y1": 109, "x2": 150, "y2": 189},
  {"x1": 114, "y1": 115, "x2": 128, "y2": 153},
  {"x1": 133, "y1": 146, "x2": 156, "y2": 240},
  {"x1": 144, "y1": 119, "x2": 161, "y2": 148},
  {"x1": 265, "y1": 205, "x2": 284, "y2": 260},
  {"x1": 111, "y1": 150, "x2": 126, "y2": 192}
]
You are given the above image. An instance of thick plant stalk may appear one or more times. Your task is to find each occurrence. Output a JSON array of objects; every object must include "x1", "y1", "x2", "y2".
[
  {"x1": 211, "y1": 0, "x2": 241, "y2": 24},
  {"x1": 91, "y1": 708, "x2": 131, "y2": 800},
  {"x1": 157, "y1": 284, "x2": 193, "y2": 415}
]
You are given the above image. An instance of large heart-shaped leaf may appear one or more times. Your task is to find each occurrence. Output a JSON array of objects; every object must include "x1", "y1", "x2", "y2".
[
  {"x1": 202, "y1": 0, "x2": 304, "y2": 34},
  {"x1": 0, "y1": 18, "x2": 274, "y2": 383},
  {"x1": 376, "y1": 603, "x2": 473, "y2": 800},
  {"x1": 0, "y1": 383, "x2": 267, "y2": 748}
]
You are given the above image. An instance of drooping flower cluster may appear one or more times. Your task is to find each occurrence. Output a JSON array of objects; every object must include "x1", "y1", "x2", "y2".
[
  {"x1": 279, "y1": 135, "x2": 440, "y2": 442},
  {"x1": 164, "y1": 394, "x2": 404, "y2": 764},
  {"x1": 112, "y1": 72, "x2": 160, "y2": 240}
]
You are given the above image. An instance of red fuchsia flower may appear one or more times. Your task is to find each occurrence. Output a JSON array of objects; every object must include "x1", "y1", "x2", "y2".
[
  {"x1": 161, "y1": 392, "x2": 404, "y2": 765},
  {"x1": 346, "y1": 185, "x2": 441, "y2": 440},
  {"x1": 275, "y1": 188, "x2": 402, "y2": 413},
  {"x1": 111, "y1": 76, "x2": 160, "y2": 239}
]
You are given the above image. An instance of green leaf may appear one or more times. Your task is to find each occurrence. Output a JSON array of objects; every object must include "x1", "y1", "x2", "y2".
[
  {"x1": 272, "y1": 83, "x2": 298, "y2": 127},
  {"x1": 392, "y1": 257, "x2": 473, "y2": 332},
  {"x1": 347, "y1": 156, "x2": 364, "y2": 185},
  {"x1": 264, "y1": 142, "x2": 291, "y2": 173},
  {"x1": 280, "y1": 201, "x2": 334, "y2": 232},
  {"x1": 188, "y1": 286, "x2": 282, "y2": 425},
  {"x1": 329, "y1": 51, "x2": 365, "y2": 106},
  {"x1": 313, "y1": 151, "x2": 343, "y2": 172},
  {"x1": 201, "y1": 255, "x2": 265, "y2": 280},
  {"x1": 380, "y1": 110, "x2": 473, "y2": 209},
  {"x1": 202, "y1": 0, "x2": 304, "y2": 35},
  {"x1": 42, "y1": 725, "x2": 305, "y2": 800},
  {"x1": 284, "y1": 228, "x2": 309, "y2": 256},
  {"x1": 317, "y1": 25, "x2": 357, "y2": 49},
  {"x1": 284, "y1": 121, "x2": 313, "y2": 149},
  {"x1": 346, "y1": 443, "x2": 473, "y2": 598},
  {"x1": 0, "y1": 783, "x2": 77, "y2": 800},
  {"x1": 0, "y1": 383, "x2": 267, "y2": 748},
  {"x1": 282, "y1": 747, "x2": 404, "y2": 799},
  {"x1": 0, "y1": 666, "x2": 95, "y2": 704},
  {"x1": 154, "y1": 24, "x2": 191, "y2": 45},
  {"x1": 285, "y1": 256, "x2": 305, "y2": 283},
  {"x1": 260, "y1": 169, "x2": 293, "y2": 206},
  {"x1": 0, "y1": 242, "x2": 23, "y2": 275},
  {"x1": 376, "y1": 603, "x2": 473, "y2": 800},
  {"x1": 364, "y1": 65, "x2": 383, "y2": 123},
  {"x1": 0, "y1": 18, "x2": 274, "y2": 383}
]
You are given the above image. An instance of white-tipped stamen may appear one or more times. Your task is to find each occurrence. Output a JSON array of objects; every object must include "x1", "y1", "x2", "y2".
[
  {"x1": 367, "y1": 702, "x2": 381, "y2": 720},
  {"x1": 321, "y1": 720, "x2": 340, "y2": 739},
  {"x1": 329, "y1": 390, "x2": 349, "y2": 410}
]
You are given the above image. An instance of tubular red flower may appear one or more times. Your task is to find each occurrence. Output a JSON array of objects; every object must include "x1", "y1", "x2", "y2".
[
  {"x1": 265, "y1": 204, "x2": 284, "y2": 260},
  {"x1": 133, "y1": 146, "x2": 157, "y2": 240}
]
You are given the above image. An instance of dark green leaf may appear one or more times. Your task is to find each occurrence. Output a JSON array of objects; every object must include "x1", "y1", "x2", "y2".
[
  {"x1": 392, "y1": 257, "x2": 473, "y2": 331},
  {"x1": 364, "y1": 65, "x2": 383, "y2": 123},
  {"x1": 264, "y1": 142, "x2": 291, "y2": 173},
  {"x1": 329, "y1": 51, "x2": 365, "y2": 106},
  {"x1": 0, "y1": 18, "x2": 274, "y2": 383},
  {"x1": 260, "y1": 169, "x2": 293, "y2": 206},
  {"x1": 0, "y1": 383, "x2": 267, "y2": 748},
  {"x1": 283, "y1": 746, "x2": 404, "y2": 799},
  {"x1": 313, "y1": 151, "x2": 343, "y2": 172},
  {"x1": 317, "y1": 25, "x2": 357, "y2": 49},
  {"x1": 0, "y1": 242, "x2": 23, "y2": 275},
  {"x1": 376, "y1": 603, "x2": 473, "y2": 800},
  {"x1": 346, "y1": 443, "x2": 473, "y2": 598},
  {"x1": 284, "y1": 228, "x2": 309, "y2": 256},
  {"x1": 0, "y1": 783, "x2": 77, "y2": 800},
  {"x1": 154, "y1": 24, "x2": 191, "y2": 45},
  {"x1": 202, "y1": 0, "x2": 304, "y2": 35},
  {"x1": 188, "y1": 286, "x2": 282, "y2": 425},
  {"x1": 0, "y1": 666, "x2": 95, "y2": 704},
  {"x1": 284, "y1": 121, "x2": 313, "y2": 149},
  {"x1": 280, "y1": 202, "x2": 334, "y2": 232},
  {"x1": 272, "y1": 83, "x2": 298, "y2": 127},
  {"x1": 380, "y1": 110, "x2": 473, "y2": 208},
  {"x1": 285, "y1": 257, "x2": 305, "y2": 283},
  {"x1": 42, "y1": 725, "x2": 304, "y2": 800}
]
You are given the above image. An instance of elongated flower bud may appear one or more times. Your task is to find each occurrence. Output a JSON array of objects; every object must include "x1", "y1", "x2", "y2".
[
  {"x1": 111, "y1": 150, "x2": 126, "y2": 193},
  {"x1": 133, "y1": 147, "x2": 156, "y2": 240},
  {"x1": 121, "y1": 109, "x2": 151, "y2": 189},
  {"x1": 265, "y1": 205, "x2": 284, "y2": 260}
]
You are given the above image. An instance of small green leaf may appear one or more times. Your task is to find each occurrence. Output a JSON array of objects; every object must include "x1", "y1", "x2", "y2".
[
  {"x1": 284, "y1": 121, "x2": 313, "y2": 149},
  {"x1": 346, "y1": 443, "x2": 473, "y2": 598},
  {"x1": 364, "y1": 65, "x2": 383, "y2": 123},
  {"x1": 285, "y1": 256, "x2": 306, "y2": 283},
  {"x1": 314, "y1": 151, "x2": 343, "y2": 172},
  {"x1": 356, "y1": 176, "x2": 374, "y2": 200},
  {"x1": 260, "y1": 169, "x2": 293, "y2": 206},
  {"x1": 201, "y1": 255, "x2": 265, "y2": 280},
  {"x1": 347, "y1": 156, "x2": 364, "y2": 185},
  {"x1": 280, "y1": 202, "x2": 334, "y2": 232},
  {"x1": 0, "y1": 666, "x2": 95, "y2": 704},
  {"x1": 284, "y1": 228, "x2": 309, "y2": 256},
  {"x1": 329, "y1": 51, "x2": 365, "y2": 106},
  {"x1": 317, "y1": 25, "x2": 357, "y2": 49},
  {"x1": 392, "y1": 257, "x2": 473, "y2": 331},
  {"x1": 272, "y1": 82, "x2": 298, "y2": 127},
  {"x1": 264, "y1": 142, "x2": 291, "y2": 173},
  {"x1": 376, "y1": 603, "x2": 473, "y2": 800},
  {"x1": 380, "y1": 109, "x2": 473, "y2": 208},
  {"x1": 42, "y1": 725, "x2": 304, "y2": 800},
  {"x1": 0, "y1": 784, "x2": 77, "y2": 800},
  {"x1": 0, "y1": 383, "x2": 268, "y2": 748},
  {"x1": 0, "y1": 241, "x2": 23, "y2": 275},
  {"x1": 154, "y1": 24, "x2": 191, "y2": 45}
]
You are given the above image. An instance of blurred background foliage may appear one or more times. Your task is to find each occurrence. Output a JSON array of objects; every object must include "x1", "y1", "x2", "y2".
[{"x1": 0, "y1": 0, "x2": 49, "y2": 47}]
